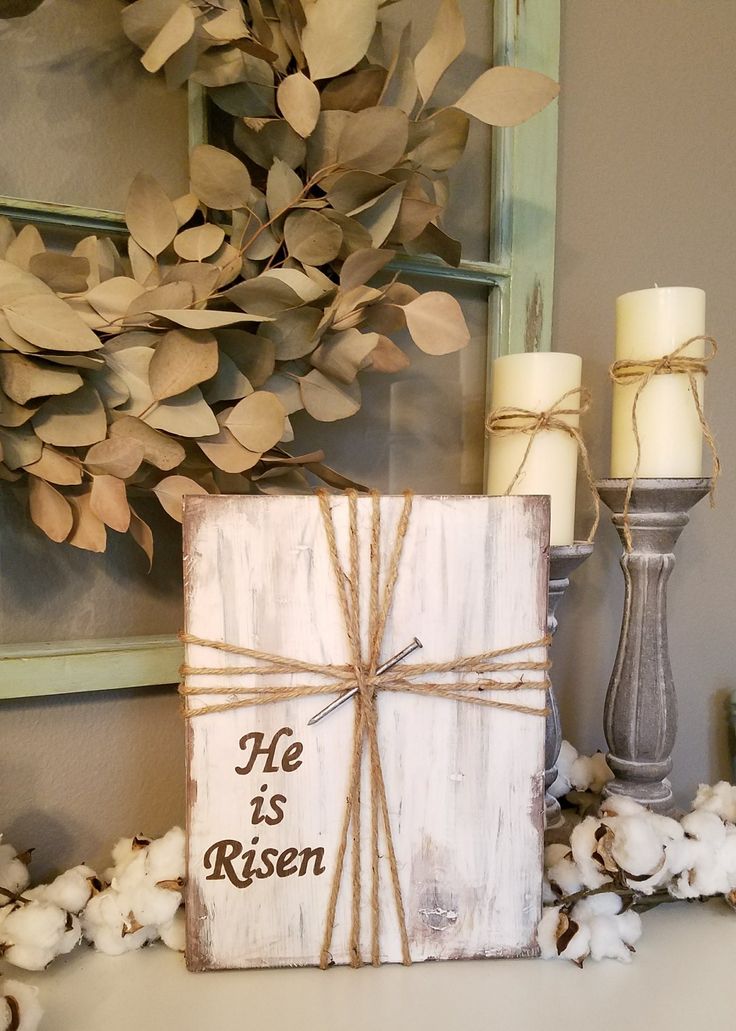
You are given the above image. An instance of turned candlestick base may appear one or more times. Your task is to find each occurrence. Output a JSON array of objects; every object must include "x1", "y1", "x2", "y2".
[
  {"x1": 598, "y1": 478, "x2": 710, "y2": 813},
  {"x1": 544, "y1": 542, "x2": 594, "y2": 828}
]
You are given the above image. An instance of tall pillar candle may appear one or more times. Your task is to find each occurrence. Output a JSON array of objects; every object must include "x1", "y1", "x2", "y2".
[
  {"x1": 611, "y1": 287, "x2": 706, "y2": 477},
  {"x1": 487, "y1": 352, "x2": 582, "y2": 546}
]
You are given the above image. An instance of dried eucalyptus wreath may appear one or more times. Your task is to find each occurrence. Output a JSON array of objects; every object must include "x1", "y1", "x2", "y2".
[{"x1": 0, "y1": 0, "x2": 558, "y2": 561}]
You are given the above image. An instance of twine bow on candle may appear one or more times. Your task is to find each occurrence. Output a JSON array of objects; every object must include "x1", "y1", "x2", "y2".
[
  {"x1": 609, "y1": 335, "x2": 721, "y2": 551},
  {"x1": 485, "y1": 387, "x2": 600, "y2": 543},
  {"x1": 179, "y1": 490, "x2": 550, "y2": 969}
]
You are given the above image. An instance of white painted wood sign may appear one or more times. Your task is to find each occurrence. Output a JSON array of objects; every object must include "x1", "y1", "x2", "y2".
[{"x1": 182, "y1": 494, "x2": 549, "y2": 970}]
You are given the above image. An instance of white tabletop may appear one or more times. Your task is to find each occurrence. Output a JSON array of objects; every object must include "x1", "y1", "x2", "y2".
[{"x1": 5, "y1": 902, "x2": 734, "y2": 1031}]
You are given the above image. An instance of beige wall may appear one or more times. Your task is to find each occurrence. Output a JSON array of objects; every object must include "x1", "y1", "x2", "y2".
[
  {"x1": 1, "y1": 1, "x2": 735, "y2": 877},
  {"x1": 551, "y1": 0, "x2": 736, "y2": 802}
]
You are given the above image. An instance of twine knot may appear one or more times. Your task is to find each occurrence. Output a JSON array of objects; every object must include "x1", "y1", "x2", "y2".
[
  {"x1": 609, "y1": 335, "x2": 720, "y2": 550},
  {"x1": 180, "y1": 490, "x2": 550, "y2": 968},
  {"x1": 485, "y1": 386, "x2": 600, "y2": 543}
]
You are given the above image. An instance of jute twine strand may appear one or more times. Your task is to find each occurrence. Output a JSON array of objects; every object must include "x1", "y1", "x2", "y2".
[
  {"x1": 610, "y1": 336, "x2": 721, "y2": 551},
  {"x1": 179, "y1": 490, "x2": 551, "y2": 968},
  {"x1": 485, "y1": 387, "x2": 600, "y2": 543}
]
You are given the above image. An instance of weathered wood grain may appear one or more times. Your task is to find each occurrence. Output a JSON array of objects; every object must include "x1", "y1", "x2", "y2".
[{"x1": 183, "y1": 494, "x2": 549, "y2": 969}]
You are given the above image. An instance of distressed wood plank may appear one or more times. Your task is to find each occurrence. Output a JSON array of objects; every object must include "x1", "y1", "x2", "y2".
[{"x1": 183, "y1": 494, "x2": 549, "y2": 969}]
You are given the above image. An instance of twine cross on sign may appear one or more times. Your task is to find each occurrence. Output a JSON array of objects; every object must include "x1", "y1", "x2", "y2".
[
  {"x1": 609, "y1": 335, "x2": 721, "y2": 551},
  {"x1": 485, "y1": 387, "x2": 601, "y2": 543},
  {"x1": 179, "y1": 490, "x2": 550, "y2": 968}
]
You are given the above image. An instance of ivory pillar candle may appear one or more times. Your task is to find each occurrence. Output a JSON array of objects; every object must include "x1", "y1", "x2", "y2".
[
  {"x1": 487, "y1": 352, "x2": 582, "y2": 546},
  {"x1": 611, "y1": 287, "x2": 706, "y2": 478}
]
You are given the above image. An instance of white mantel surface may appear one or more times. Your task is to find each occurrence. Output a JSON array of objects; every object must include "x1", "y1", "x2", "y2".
[{"x1": 3, "y1": 903, "x2": 734, "y2": 1030}]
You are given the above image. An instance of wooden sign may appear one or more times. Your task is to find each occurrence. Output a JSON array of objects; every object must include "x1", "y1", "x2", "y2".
[{"x1": 182, "y1": 493, "x2": 549, "y2": 970}]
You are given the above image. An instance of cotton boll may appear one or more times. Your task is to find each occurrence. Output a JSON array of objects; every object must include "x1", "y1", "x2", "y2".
[
  {"x1": 145, "y1": 828, "x2": 185, "y2": 884},
  {"x1": 545, "y1": 846, "x2": 585, "y2": 897},
  {"x1": 692, "y1": 782, "x2": 736, "y2": 824},
  {"x1": 680, "y1": 810, "x2": 727, "y2": 846},
  {"x1": 0, "y1": 979, "x2": 43, "y2": 1031},
  {"x1": 574, "y1": 891, "x2": 623, "y2": 919},
  {"x1": 0, "y1": 900, "x2": 76, "y2": 971},
  {"x1": 587, "y1": 753, "x2": 613, "y2": 793},
  {"x1": 159, "y1": 908, "x2": 185, "y2": 952},
  {"x1": 105, "y1": 835, "x2": 151, "y2": 882},
  {"x1": 537, "y1": 905, "x2": 591, "y2": 963},
  {"x1": 607, "y1": 817, "x2": 666, "y2": 877},
  {"x1": 570, "y1": 817, "x2": 612, "y2": 889},
  {"x1": 549, "y1": 741, "x2": 579, "y2": 799},
  {"x1": 40, "y1": 866, "x2": 98, "y2": 914},
  {"x1": 600, "y1": 794, "x2": 649, "y2": 819},
  {"x1": 586, "y1": 911, "x2": 642, "y2": 963},
  {"x1": 81, "y1": 888, "x2": 156, "y2": 956},
  {"x1": 0, "y1": 840, "x2": 30, "y2": 897}
]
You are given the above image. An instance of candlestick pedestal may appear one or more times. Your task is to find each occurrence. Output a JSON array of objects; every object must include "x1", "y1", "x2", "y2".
[
  {"x1": 545, "y1": 542, "x2": 594, "y2": 828},
  {"x1": 598, "y1": 478, "x2": 711, "y2": 813}
]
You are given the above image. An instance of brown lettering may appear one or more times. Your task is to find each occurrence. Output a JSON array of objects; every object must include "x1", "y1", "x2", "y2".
[{"x1": 276, "y1": 847, "x2": 299, "y2": 877}]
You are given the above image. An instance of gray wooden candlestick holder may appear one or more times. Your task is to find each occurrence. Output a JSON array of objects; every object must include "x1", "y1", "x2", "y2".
[
  {"x1": 544, "y1": 542, "x2": 594, "y2": 828},
  {"x1": 598, "y1": 478, "x2": 711, "y2": 813}
]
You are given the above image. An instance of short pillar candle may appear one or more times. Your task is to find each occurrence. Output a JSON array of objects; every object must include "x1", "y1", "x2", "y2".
[
  {"x1": 611, "y1": 286, "x2": 706, "y2": 478},
  {"x1": 487, "y1": 352, "x2": 582, "y2": 546}
]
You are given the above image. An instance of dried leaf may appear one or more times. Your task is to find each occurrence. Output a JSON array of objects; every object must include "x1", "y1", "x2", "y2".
[
  {"x1": 85, "y1": 437, "x2": 145, "y2": 479},
  {"x1": 0, "y1": 424, "x2": 42, "y2": 468},
  {"x1": 24, "y1": 445, "x2": 82, "y2": 485},
  {"x1": 453, "y1": 66, "x2": 560, "y2": 127},
  {"x1": 109, "y1": 416, "x2": 185, "y2": 470},
  {"x1": 414, "y1": 0, "x2": 465, "y2": 104},
  {"x1": 85, "y1": 277, "x2": 146, "y2": 324},
  {"x1": 300, "y1": 369, "x2": 361, "y2": 421},
  {"x1": 29, "y1": 476, "x2": 73, "y2": 543},
  {"x1": 407, "y1": 107, "x2": 470, "y2": 172},
  {"x1": 152, "y1": 474, "x2": 208, "y2": 522},
  {"x1": 327, "y1": 170, "x2": 393, "y2": 215},
  {"x1": 301, "y1": 0, "x2": 379, "y2": 80},
  {"x1": 0, "y1": 392, "x2": 38, "y2": 428},
  {"x1": 284, "y1": 210, "x2": 343, "y2": 265},
  {"x1": 365, "y1": 334, "x2": 410, "y2": 373},
  {"x1": 0, "y1": 216, "x2": 15, "y2": 260},
  {"x1": 122, "y1": 0, "x2": 184, "y2": 50},
  {"x1": 173, "y1": 192, "x2": 199, "y2": 226},
  {"x1": 190, "y1": 144, "x2": 251, "y2": 210},
  {"x1": 28, "y1": 253, "x2": 90, "y2": 293},
  {"x1": 226, "y1": 277, "x2": 302, "y2": 316},
  {"x1": 202, "y1": 351, "x2": 252, "y2": 404},
  {"x1": 173, "y1": 224, "x2": 225, "y2": 261},
  {"x1": 266, "y1": 159, "x2": 304, "y2": 220},
  {"x1": 33, "y1": 385, "x2": 107, "y2": 446},
  {"x1": 125, "y1": 281, "x2": 195, "y2": 325},
  {"x1": 198, "y1": 412, "x2": 262, "y2": 473},
  {"x1": 277, "y1": 72, "x2": 321, "y2": 138},
  {"x1": 306, "y1": 110, "x2": 351, "y2": 176},
  {"x1": 107, "y1": 346, "x2": 155, "y2": 415},
  {"x1": 128, "y1": 503, "x2": 154, "y2": 570},
  {"x1": 150, "y1": 309, "x2": 270, "y2": 329},
  {"x1": 402, "y1": 291, "x2": 469, "y2": 354},
  {"x1": 0, "y1": 354, "x2": 83, "y2": 405},
  {"x1": 258, "y1": 306, "x2": 322, "y2": 359},
  {"x1": 337, "y1": 107, "x2": 409, "y2": 174},
  {"x1": 340, "y1": 247, "x2": 395, "y2": 291},
  {"x1": 149, "y1": 328, "x2": 219, "y2": 400},
  {"x1": 88, "y1": 474, "x2": 130, "y2": 532},
  {"x1": 125, "y1": 173, "x2": 179, "y2": 257},
  {"x1": 405, "y1": 222, "x2": 461, "y2": 266},
  {"x1": 225, "y1": 390, "x2": 285, "y2": 451},
  {"x1": 161, "y1": 262, "x2": 220, "y2": 301},
  {"x1": 235, "y1": 118, "x2": 307, "y2": 171},
  {"x1": 311, "y1": 329, "x2": 378, "y2": 383},
  {"x1": 67, "y1": 491, "x2": 107, "y2": 552},
  {"x1": 146, "y1": 387, "x2": 219, "y2": 437},
  {"x1": 320, "y1": 67, "x2": 386, "y2": 112},
  {"x1": 4, "y1": 294, "x2": 101, "y2": 353},
  {"x1": 5, "y1": 225, "x2": 44, "y2": 271},
  {"x1": 217, "y1": 328, "x2": 276, "y2": 387},
  {"x1": 140, "y1": 3, "x2": 196, "y2": 73},
  {"x1": 353, "y1": 182, "x2": 404, "y2": 246}
]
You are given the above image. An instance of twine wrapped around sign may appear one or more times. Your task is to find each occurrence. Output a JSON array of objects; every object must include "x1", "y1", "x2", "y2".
[
  {"x1": 609, "y1": 336, "x2": 721, "y2": 551},
  {"x1": 485, "y1": 387, "x2": 600, "y2": 543},
  {"x1": 179, "y1": 490, "x2": 550, "y2": 969}
]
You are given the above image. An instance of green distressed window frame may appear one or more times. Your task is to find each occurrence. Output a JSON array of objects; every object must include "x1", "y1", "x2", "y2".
[{"x1": 0, "y1": 0, "x2": 559, "y2": 701}]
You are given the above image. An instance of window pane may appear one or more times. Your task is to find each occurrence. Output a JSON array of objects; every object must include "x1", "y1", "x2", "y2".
[
  {"x1": 0, "y1": 0, "x2": 189, "y2": 212},
  {"x1": 292, "y1": 279, "x2": 490, "y2": 494}
]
